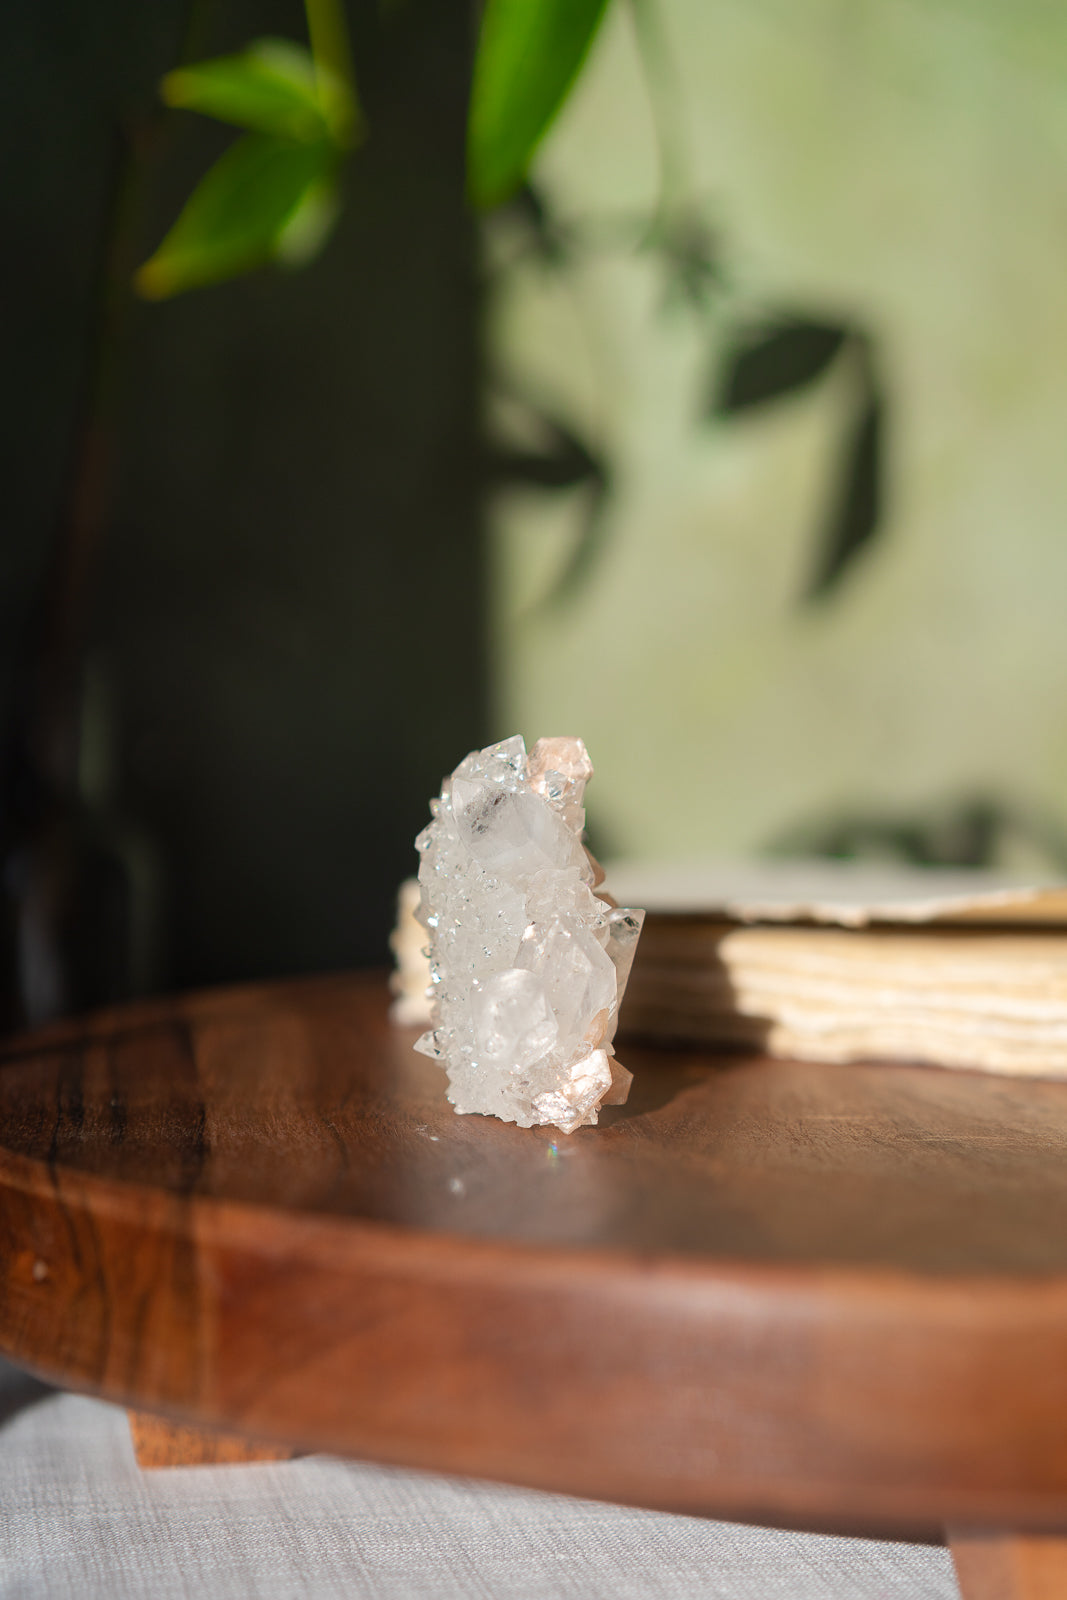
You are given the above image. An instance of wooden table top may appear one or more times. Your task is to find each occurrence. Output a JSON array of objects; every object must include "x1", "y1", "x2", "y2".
[{"x1": 2, "y1": 971, "x2": 1067, "y2": 1536}]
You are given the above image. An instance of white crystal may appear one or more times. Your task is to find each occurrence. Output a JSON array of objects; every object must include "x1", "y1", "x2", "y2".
[
  {"x1": 414, "y1": 736, "x2": 644, "y2": 1133},
  {"x1": 514, "y1": 916, "x2": 617, "y2": 1046},
  {"x1": 471, "y1": 968, "x2": 559, "y2": 1067}
]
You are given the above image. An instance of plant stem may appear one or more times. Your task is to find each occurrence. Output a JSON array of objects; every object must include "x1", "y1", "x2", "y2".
[
  {"x1": 304, "y1": 0, "x2": 362, "y2": 144},
  {"x1": 628, "y1": 0, "x2": 688, "y2": 229}
]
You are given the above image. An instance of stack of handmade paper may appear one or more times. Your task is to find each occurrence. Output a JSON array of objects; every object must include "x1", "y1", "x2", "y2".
[{"x1": 608, "y1": 860, "x2": 1067, "y2": 1080}]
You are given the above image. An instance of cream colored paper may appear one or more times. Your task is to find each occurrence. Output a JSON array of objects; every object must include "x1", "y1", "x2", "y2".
[{"x1": 605, "y1": 859, "x2": 1067, "y2": 927}]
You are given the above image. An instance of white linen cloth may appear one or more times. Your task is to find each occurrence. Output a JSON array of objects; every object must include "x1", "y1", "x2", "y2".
[{"x1": 0, "y1": 1360, "x2": 958, "y2": 1599}]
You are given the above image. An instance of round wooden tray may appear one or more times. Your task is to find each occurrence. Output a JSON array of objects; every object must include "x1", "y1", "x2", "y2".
[{"x1": 2, "y1": 971, "x2": 1067, "y2": 1544}]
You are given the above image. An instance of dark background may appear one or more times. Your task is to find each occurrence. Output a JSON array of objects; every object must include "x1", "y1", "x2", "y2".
[{"x1": 1, "y1": 0, "x2": 486, "y2": 1021}]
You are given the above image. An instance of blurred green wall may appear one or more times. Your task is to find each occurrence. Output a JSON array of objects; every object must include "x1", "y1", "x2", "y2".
[{"x1": 490, "y1": 0, "x2": 1067, "y2": 869}]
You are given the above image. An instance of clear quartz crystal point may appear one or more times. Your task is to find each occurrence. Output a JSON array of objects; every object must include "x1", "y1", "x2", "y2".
[{"x1": 414, "y1": 736, "x2": 645, "y2": 1133}]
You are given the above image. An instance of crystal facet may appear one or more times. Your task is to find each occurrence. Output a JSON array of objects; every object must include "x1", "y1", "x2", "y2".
[{"x1": 415, "y1": 736, "x2": 644, "y2": 1132}]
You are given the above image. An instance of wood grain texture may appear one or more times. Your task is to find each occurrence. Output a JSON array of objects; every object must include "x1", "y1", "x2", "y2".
[
  {"x1": 949, "y1": 1531, "x2": 1067, "y2": 1600},
  {"x1": 1, "y1": 971, "x2": 1067, "y2": 1535}
]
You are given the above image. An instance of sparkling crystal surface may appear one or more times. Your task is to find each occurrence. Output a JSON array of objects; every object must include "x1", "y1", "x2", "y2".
[{"x1": 414, "y1": 736, "x2": 645, "y2": 1133}]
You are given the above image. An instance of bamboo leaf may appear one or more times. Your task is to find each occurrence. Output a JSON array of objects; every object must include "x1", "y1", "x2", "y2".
[
  {"x1": 804, "y1": 360, "x2": 884, "y2": 602},
  {"x1": 275, "y1": 176, "x2": 342, "y2": 266},
  {"x1": 135, "y1": 133, "x2": 337, "y2": 300},
  {"x1": 161, "y1": 41, "x2": 333, "y2": 142},
  {"x1": 715, "y1": 318, "x2": 850, "y2": 413},
  {"x1": 467, "y1": 0, "x2": 611, "y2": 210}
]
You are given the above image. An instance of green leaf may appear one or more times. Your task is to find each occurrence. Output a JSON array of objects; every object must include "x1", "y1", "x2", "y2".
[
  {"x1": 275, "y1": 176, "x2": 342, "y2": 267},
  {"x1": 804, "y1": 364, "x2": 884, "y2": 603},
  {"x1": 467, "y1": 0, "x2": 611, "y2": 210},
  {"x1": 135, "y1": 133, "x2": 337, "y2": 299},
  {"x1": 161, "y1": 40, "x2": 333, "y2": 142},
  {"x1": 715, "y1": 318, "x2": 850, "y2": 414}
]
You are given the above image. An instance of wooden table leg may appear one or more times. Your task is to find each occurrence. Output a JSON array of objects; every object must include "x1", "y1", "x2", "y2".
[
  {"x1": 128, "y1": 1410, "x2": 298, "y2": 1469},
  {"x1": 949, "y1": 1529, "x2": 1067, "y2": 1600}
]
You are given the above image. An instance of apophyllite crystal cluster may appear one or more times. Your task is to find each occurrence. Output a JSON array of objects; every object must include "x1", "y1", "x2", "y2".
[{"x1": 414, "y1": 736, "x2": 644, "y2": 1134}]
